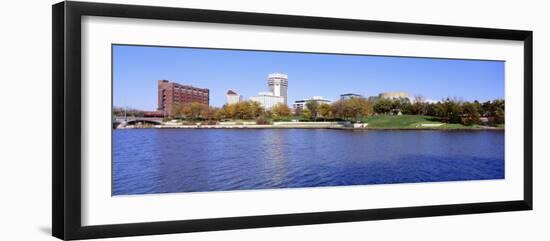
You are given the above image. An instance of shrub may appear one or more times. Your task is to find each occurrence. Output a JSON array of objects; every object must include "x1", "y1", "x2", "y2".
[{"x1": 255, "y1": 116, "x2": 271, "y2": 125}]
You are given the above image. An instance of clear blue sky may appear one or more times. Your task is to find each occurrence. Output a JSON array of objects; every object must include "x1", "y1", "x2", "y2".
[{"x1": 113, "y1": 44, "x2": 504, "y2": 110}]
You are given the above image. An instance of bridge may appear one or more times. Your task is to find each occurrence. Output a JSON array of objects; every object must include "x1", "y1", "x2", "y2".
[{"x1": 113, "y1": 117, "x2": 164, "y2": 129}]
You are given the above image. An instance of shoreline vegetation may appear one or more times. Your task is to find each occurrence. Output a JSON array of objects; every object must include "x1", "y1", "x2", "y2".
[
  {"x1": 116, "y1": 115, "x2": 504, "y2": 131},
  {"x1": 115, "y1": 96, "x2": 505, "y2": 131}
]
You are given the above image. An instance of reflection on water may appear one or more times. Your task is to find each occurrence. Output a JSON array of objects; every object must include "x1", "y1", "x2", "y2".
[{"x1": 113, "y1": 129, "x2": 504, "y2": 195}]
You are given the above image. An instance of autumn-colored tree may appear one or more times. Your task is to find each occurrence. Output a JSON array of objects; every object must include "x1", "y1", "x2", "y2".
[
  {"x1": 318, "y1": 103, "x2": 332, "y2": 119},
  {"x1": 222, "y1": 103, "x2": 237, "y2": 119},
  {"x1": 271, "y1": 103, "x2": 291, "y2": 118},
  {"x1": 170, "y1": 102, "x2": 209, "y2": 120},
  {"x1": 343, "y1": 97, "x2": 374, "y2": 121},
  {"x1": 234, "y1": 101, "x2": 250, "y2": 119},
  {"x1": 192, "y1": 102, "x2": 209, "y2": 119},
  {"x1": 171, "y1": 104, "x2": 186, "y2": 119},
  {"x1": 215, "y1": 107, "x2": 227, "y2": 120},
  {"x1": 220, "y1": 100, "x2": 266, "y2": 120},
  {"x1": 331, "y1": 100, "x2": 346, "y2": 120},
  {"x1": 249, "y1": 101, "x2": 265, "y2": 118},
  {"x1": 204, "y1": 106, "x2": 220, "y2": 120}
]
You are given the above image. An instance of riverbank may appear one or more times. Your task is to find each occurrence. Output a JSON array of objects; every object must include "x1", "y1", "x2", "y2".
[
  {"x1": 116, "y1": 115, "x2": 503, "y2": 130},
  {"x1": 360, "y1": 115, "x2": 503, "y2": 130}
]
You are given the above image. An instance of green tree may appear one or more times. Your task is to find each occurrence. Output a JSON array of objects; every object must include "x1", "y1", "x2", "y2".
[
  {"x1": 305, "y1": 100, "x2": 320, "y2": 120},
  {"x1": 411, "y1": 95, "x2": 428, "y2": 115},
  {"x1": 373, "y1": 98, "x2": 393, "y2": 114},
  {"x1": 495, "y1": 108, "x2": 505, "y2": 124},
  {"x1": 302, "y1": 108, "x2": 312, "y2": 120},
  {"x1": 440, "y1": 98, "x2": 463, "y2": 124},
  {"x1": 462, "y1": 102, "x2": 481, "y2": 125},
  {"x1": 493, "y1": 99, "x2": 505, "y2": 124}
]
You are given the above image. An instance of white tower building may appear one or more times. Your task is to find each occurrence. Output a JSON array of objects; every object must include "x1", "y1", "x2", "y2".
[{"x1": 268, "y1": 73, "x2": 288, "y2": 105}]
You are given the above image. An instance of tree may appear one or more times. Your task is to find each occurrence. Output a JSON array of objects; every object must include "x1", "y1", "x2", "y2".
[
  {"x1": 204, "y1": 106, "x2": 220, "y2": 121},
  {"x1": 331, "y1": 100, "x2": 346, "y2": 120},
  {"x1": 478, "y1": 99, "x2": 504, "y2": 125},
  {"x1": 389, "y1": 97, "x2": 412, "y2": 115},
  {"x1": 493, "y1": 99, "x2": 505, "y2": 125},
  {"x1": 494, "y1": 108, "x2": 505, "y2": 124},
  {"x1": 343, "y1": 97, "x2": 374, "y2": 121},
  {"x1": 188, "y1": 102, "x2": 208, "y2": 119},
  {"x1": 249, "y1": 101, "x2": 265, "y2": 118},
  {"x1": 215, "y1": 107, "x2": 227, "y2": 120},
  {"x1": 219, "y1": 100, "x2": 266, "y2": 120},
  {"x1": 305, "y1": 100, "x2": 320, "y2": 120},
  {"x1": 411, "y1": 95, "x2": 428, "y2": 115},
  {"x1": 479, "y1": 101, "x2": 495, "y2": 116},
  {"x1": 272, "y1": 103, "x2": 291, "y2": 119},
  {"x1": 234, "y1": 101, "x2": 251, "y2": 120},
  {"x1": 462, "y1": 102, "x2": 481, "y2": 125},
  {"x1": 373, "y1": 98, "x2": 393, "y2": 114},
  {"x1": 171, "y1": 104, "x2": 186, "y2": 119},
  {"x1": 293, "y1": 107, "x2": 303, "y2": 117},
  {"x1": 318, "y1": 103, "x2": 332, "y2": 119},
  {"x1": 302, "y1": 109, "x2": 312, "y2": 120},
  {"x1": 169, "y1": 102, "x2": 209, "y2": 120},
  {"x1": 222, "y1": 103, "x2": 237, "y2": 119},
  {"x1": 440, "y1": 98, "x2": 463, "y2": 123}
]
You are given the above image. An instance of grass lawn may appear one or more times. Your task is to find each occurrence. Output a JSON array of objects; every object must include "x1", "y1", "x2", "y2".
[{"x1": 361, "y1": 115, "x2": 490, "y2": 130}]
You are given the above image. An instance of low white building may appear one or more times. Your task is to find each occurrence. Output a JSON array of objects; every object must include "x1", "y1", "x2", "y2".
[
  {"x1": 226, "y1": 90, "x2": 242, "y2": 105},
  {"x1": 250, "y1": 92, "x2": 285, "y2": 110},
  {"x1": 293, "y1": 96, "x2": 332, "y2": 110},
  {"x1": 378, "y1": 92, "x2": 411, "y2": 100}
]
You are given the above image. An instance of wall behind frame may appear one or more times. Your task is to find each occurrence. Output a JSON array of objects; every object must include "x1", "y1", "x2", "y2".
[{"x1": 0, "y1": 0, "x2": 547, "y2": 241}]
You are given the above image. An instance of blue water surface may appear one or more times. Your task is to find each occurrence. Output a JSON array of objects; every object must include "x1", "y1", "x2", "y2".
[{"x1": 113, "y1": 129, "x2": 504, "y2": 195}]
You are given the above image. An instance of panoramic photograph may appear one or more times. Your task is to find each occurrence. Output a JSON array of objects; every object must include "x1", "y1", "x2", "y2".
[{"x1": 112, "y1": 44, "x2": 505, "y2": 196}]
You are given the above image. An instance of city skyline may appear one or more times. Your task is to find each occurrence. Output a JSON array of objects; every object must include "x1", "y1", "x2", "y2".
[{"x1": 113, "y1": 45, "x2": 505, "y2": 110}]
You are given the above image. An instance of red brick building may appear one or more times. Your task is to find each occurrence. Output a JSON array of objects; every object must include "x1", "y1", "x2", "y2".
[{"x1": 157, "y1": 80, "x2": 209, "y2": 116}]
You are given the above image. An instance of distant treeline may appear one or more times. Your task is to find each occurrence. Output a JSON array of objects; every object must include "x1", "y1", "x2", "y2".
[
  {"x1": 113, "y1": 107, "x2": 146, "y2": 117},
  {"x1": 371, "y1": 96, "x2": 504, "y2": 125},
  {"x1": 116, "y1": 95, "x2": 504, "y2": 126}
]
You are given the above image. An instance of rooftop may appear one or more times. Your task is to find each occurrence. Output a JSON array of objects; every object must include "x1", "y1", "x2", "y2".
[
  {"x1": 341, "y1": 93, "x2": 363, "y2": 96},
  {"x1": 268, "y1": 73, "x2": 288, "y2": 79},
  {"x1": 227, "y1": 90, "x2": 238, "y2": 95}
]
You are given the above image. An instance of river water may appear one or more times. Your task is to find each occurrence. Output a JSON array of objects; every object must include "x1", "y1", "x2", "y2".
[{"x1": 112, "y1": 129, "x2": 504, "y2": 195}]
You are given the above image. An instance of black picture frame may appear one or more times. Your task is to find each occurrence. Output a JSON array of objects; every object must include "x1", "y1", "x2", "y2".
[{"x1": 52, "y1": 1, "x2": 533, "y2": 240}]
